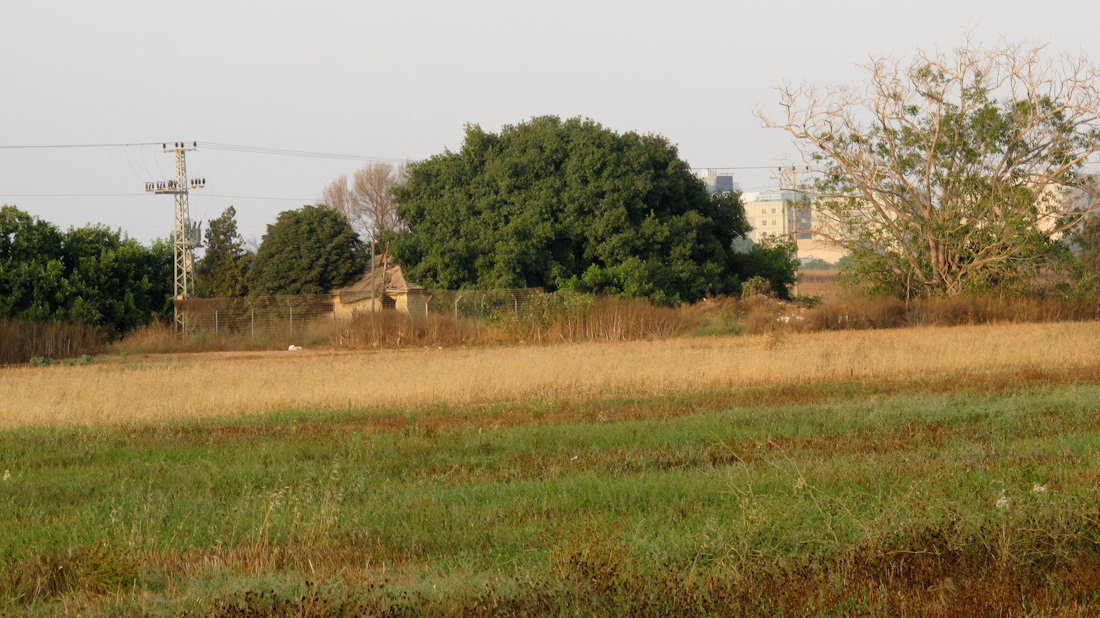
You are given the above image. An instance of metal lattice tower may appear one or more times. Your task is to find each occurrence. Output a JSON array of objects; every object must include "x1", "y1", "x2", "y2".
[{"x1": 145, "y1": 141, "x2": 205, "y2": 333}]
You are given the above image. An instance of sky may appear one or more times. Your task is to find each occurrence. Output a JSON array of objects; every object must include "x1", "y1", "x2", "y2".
[{"x1": 2, "y1": 0, "x2": 1099, "y2": 248}]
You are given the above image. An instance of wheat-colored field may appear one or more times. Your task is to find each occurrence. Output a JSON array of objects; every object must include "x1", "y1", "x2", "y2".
[{"x1": 2, "y1": 321, "x2": 1097, "y2": 429}]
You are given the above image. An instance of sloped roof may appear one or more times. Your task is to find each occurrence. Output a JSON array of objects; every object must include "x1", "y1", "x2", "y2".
[{"x1": 334, "y1": 258, "x2": 425, "y2": 304}]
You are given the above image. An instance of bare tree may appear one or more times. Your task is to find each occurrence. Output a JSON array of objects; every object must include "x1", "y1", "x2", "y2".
[
  {"x1": 320, "y1": 161, "x2": 407, "y2": 247},
  {"x1": 758, "y1": 36, "x2": 1100, "y2": 297}
]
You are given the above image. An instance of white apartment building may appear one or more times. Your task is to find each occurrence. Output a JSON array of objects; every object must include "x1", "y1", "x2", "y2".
[{"x1": 741, "y1": 190, "x2": 812, "y2": 243}]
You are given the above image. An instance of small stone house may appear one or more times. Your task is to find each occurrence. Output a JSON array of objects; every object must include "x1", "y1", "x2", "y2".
[{"x1": 332, "y1": 258, "x2": 429, "y2": 319}]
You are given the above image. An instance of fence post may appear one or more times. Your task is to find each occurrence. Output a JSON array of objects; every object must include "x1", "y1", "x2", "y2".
[
  {"x1": 454, "y1": 294, "x2": 462, "y2": 320},
  {"x1": 246, "y1": 301, "x2": 255, "y2": 339},
  {"x1": 214, "y1": 308, "x2": 219, "y2": 335},
  {"x1": 287, "y1": 299, "x2": 294, "y2": 338}
]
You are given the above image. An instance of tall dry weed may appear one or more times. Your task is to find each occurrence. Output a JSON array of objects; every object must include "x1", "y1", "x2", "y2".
[
  {"x1": 0, "y1": 319, "x2": 102, "y2": 365},
  {"x1": 6, "y1": 321, "x2": 1100, "y2": 429},
  {"x1": 336, "y1": 311, "x2": 470, "y2": 348},
  {"x1": 541, "y1": 296, "x2": 683, "y2": 342}
]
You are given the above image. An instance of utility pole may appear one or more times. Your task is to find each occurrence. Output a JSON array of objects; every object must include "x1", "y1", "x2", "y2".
[
  {"x1": 778, "y1": 164, "x2": 811, "y2": 298},
  {"x1": 777, "y1": 165, "x2": 810, "y2": 238},
  {"x1": 145, "y1": 141, "x2": 205, "y2": 333}
]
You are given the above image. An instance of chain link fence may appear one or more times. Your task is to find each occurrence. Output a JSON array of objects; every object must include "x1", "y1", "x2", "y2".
[
  {"x1": 427, "y1": 288, "x2": 544, "y2": 319},
  {"x1": 175, "y1": 296, "x2": 337, "y2": 338},
  {"x1": 173, "y1": 289, "x2": 544, "y2": 338}
]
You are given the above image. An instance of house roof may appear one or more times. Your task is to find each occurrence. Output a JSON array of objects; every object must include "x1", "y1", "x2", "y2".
[{"x1": 334, "y1": 258, "x2": 425, "y2": 303}]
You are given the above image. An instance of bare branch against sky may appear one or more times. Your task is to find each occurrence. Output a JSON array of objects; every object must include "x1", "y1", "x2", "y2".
[{"x1": 1, "y1": 0, "x2": 1097, "y2": 244}]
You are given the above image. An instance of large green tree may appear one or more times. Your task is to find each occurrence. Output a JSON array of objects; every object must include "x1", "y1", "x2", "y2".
[
  {"x1": 759, "y1": 38, "x2": 1100, "y2": 297},
  {"x1": 0, "y1": 205, "x2": 172, "y2": 336},
  {"x1": 196, "y1": 206, "x2": 252, "y2": 297},
  {"x1": 247, "y1": 205, "x2": 366, "y2": 295},
  {"x1": 391, "y1": 116, "x2": 756, "y2": 304}
]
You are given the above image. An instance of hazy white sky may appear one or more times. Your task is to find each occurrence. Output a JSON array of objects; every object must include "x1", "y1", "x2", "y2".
[{"x1": 2, "y1": 0, "x2": 1099, "y2": 246}]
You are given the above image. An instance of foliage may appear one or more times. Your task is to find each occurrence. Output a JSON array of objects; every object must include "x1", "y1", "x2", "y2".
[
  {"x1": 740, "y1": 276, "x2": 773, "y2": 298},
  {"x1": 730, "y1": 237, "x2": 800, "y2": 299},
  {"x1": 0, "y1": 205, "x2": 173, "y2": 337},
  {"x1": 246, "y1": 205, "x2": 367, "y2": 295},
  {"x1": 799, "y1": 257, "x2": 833, "y2": 270},
  {"x1": 760, "y1": 37, "x2": 1100, "y2": 297},
  {"x1": 392, "y1": 116, "x2": 756, "y2": 305},
  {"x1": 1074, "y1": 215, "x2": 1100, "y2": 285},
  {"x1": 195, "y1": 206, "x2": 252, "y2": 297}
]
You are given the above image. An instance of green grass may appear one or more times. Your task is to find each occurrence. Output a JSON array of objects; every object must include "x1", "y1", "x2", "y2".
[{"x1": 2, "y1": 378, "x2": 1100, "y2": 616}]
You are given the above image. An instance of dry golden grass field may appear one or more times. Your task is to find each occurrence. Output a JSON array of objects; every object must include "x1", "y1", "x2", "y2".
[{"x1": 2, "y1": 321, "x2": 1098, "y2": 429}]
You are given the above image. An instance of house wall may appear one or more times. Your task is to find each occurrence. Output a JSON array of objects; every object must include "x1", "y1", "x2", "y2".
[
  {"x1": 336, "y1": 292, "x2": 430, "y2": 319},
  {"x1": 332, "y1": 294, "x2": 384, "y2": 319},
  {"x1": 399, "y1": 291, "x2": 430, "y2": 319}
]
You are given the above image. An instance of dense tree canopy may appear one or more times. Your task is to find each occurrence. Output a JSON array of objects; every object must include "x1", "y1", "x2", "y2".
[
  {"x1": 759, "y1": 37, "x2": 1100, "y2": 297},
  {"x1": 246, "y1": 205, "x2": 366, "y2": 295},
  {"x1": 196, "y1": 206, "x2": 252, "y2": 297},
  {"x1": 391, "y1": 116, "x2": 760, "y2": 304},
  {"x1": 0, "y1": 205, "x2": 172, "y2": 336}
]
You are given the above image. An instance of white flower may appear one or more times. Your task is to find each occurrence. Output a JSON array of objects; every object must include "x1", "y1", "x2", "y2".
[
  {"x1": 2, "y1": 470, "x2": 10, "y2": 481},
  {"x1": 1031, "y1": 483, "x2": 1048, "y2": 494},
  {"x1": 794, "y1": 477, "x2": 805, "y2": 491},
  {"x1": 995, "y1": 489, "x2": 1010, "y2": 510}
]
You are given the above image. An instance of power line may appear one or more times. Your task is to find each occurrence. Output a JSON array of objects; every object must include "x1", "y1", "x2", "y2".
[
  {"x1": 205, "y1": 193, "x2": 315, "y2": 202},
  {"x1": 0, "y1": 140, "x2": 407, "y2": 163},
  {"x1": 1, "y1": 193, "x2": 149, "y2": 198},
  {"x1": 0, "y1": 192, "x2": 314, "y2": 202},
  {"x1": 0, "y1": 141, "x2": 782, "y2": 169},
  {"x1": 200, "y1": 142, "x2": 406, "y2": 162},
  {"x1": 0, "y1": 142, "x2": 162, "y2": 149}
]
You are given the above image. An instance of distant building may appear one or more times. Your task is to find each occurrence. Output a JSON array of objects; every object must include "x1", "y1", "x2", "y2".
[
  {"x1": 742, "y1": 190, "x2": 813, "y2": 243},
  {"x1": 695, "y1": 168, "x2": 739, "y2": 195},
  {"x1": 332, "y1": 257, "x2": 430, "y2": 319}
]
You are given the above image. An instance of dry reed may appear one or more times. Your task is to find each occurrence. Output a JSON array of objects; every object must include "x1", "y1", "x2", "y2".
[
  {"x1": 2, "y1": 321, "x2": 1098, "y2": 429},
  {"x1": 0, "y1": 319, "x2": 102, "y2": 365}
]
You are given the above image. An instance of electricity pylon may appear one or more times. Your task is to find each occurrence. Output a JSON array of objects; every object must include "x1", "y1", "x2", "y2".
[{"x1": 145, "y1": 141, "x2": 205, "y2": 333}]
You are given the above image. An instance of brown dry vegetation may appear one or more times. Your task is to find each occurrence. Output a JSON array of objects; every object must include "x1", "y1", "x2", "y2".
[
  {"x1": 2, "y1": 320, "x2": 1099, "y2": 429},
  {"x1": 798, "y1": 268, "x2": 841, "y2": 300},
  {"x1": 97, "y1": 293, "x2": 1100, "y2": 360},
  {"x1": 0, "y1": 319, "x2": 102, "y2": 365}
]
